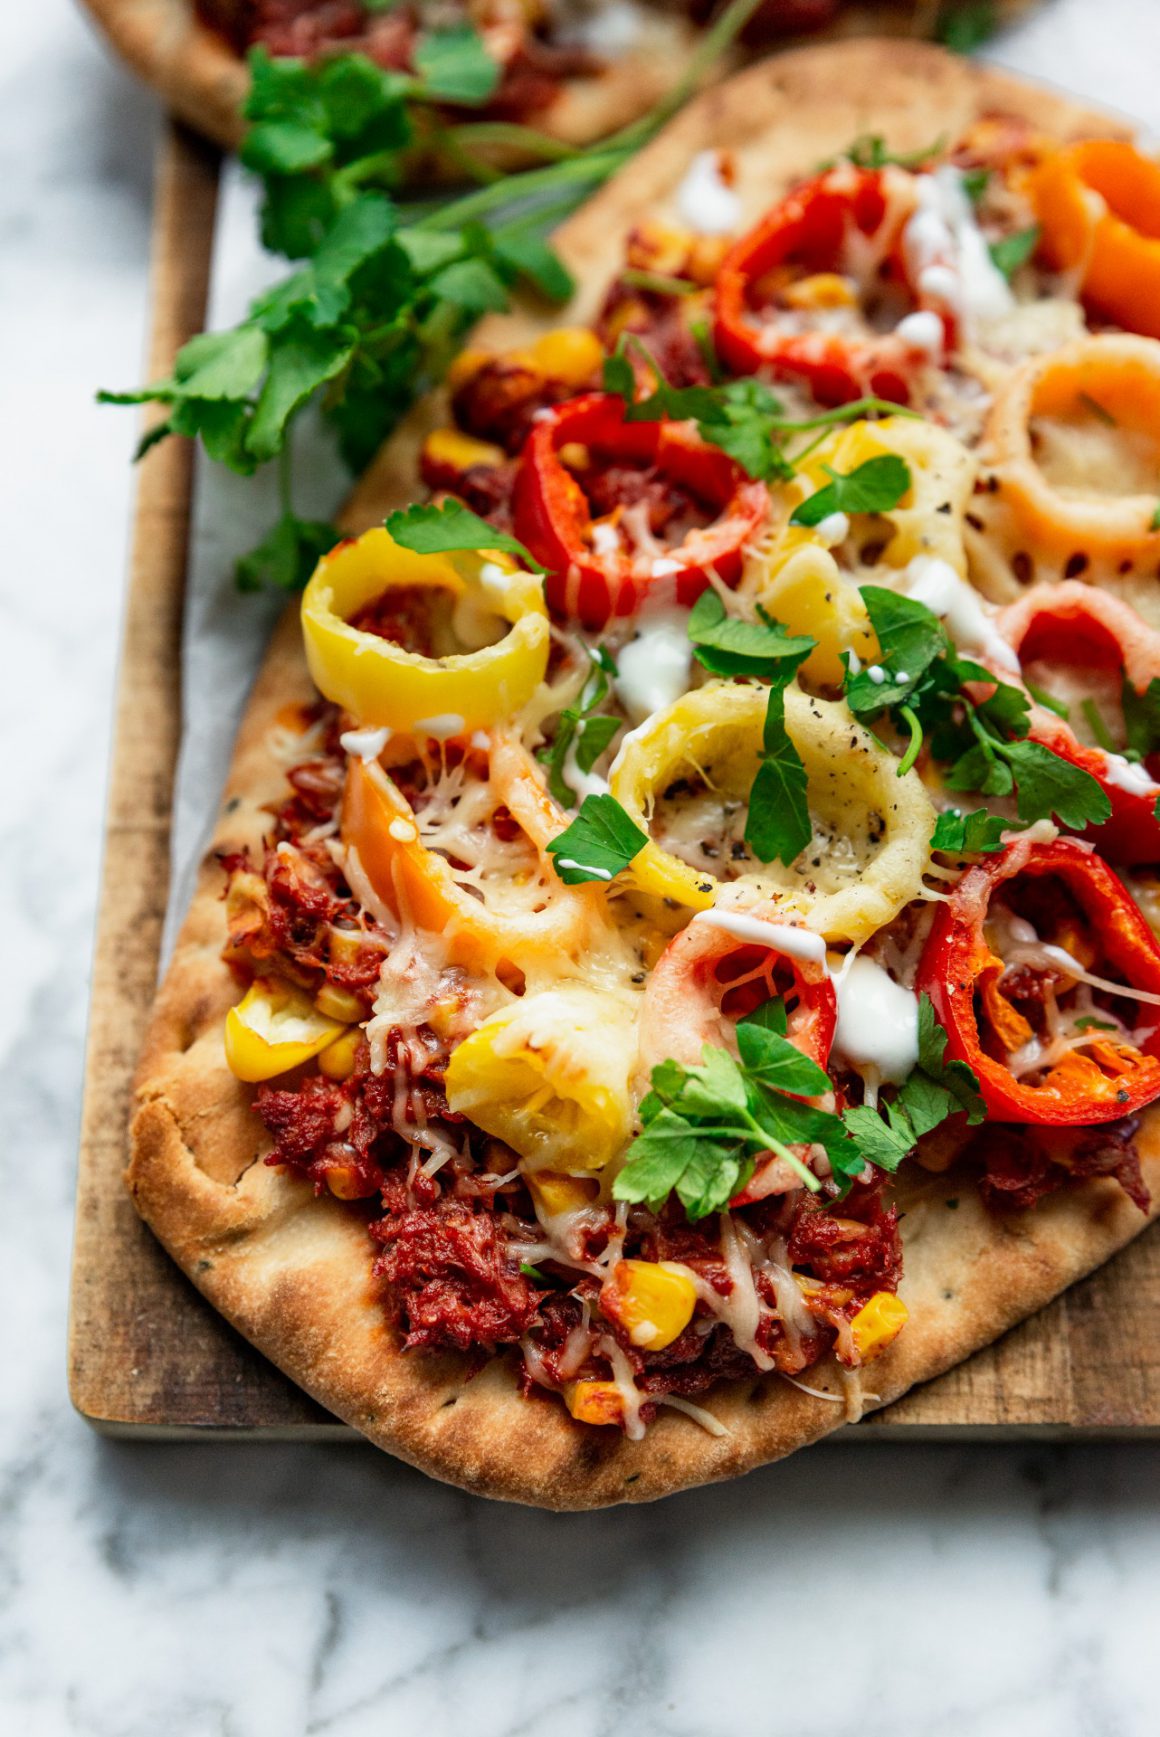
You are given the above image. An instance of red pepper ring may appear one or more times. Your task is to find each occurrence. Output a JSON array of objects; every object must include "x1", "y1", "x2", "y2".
[
  {"x1": 510, "y1": 392, "x2": 770, "y2": 630},
  {"x1": 996, "y1": 583, "x2": 1160, "y2": 865},
  {"x1": 713, "y1": 166, "x2": 937, "y2": 405},
  {"x1": 916, "y1": 837, "x2": 1160, "y2": 1126}
]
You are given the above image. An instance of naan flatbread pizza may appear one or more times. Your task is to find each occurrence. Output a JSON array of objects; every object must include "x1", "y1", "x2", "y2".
[{"x1": 130, "y1": 39, "x2": 1160, "y2": 1507}]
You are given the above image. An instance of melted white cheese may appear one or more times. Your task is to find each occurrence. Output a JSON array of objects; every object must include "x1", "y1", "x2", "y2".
[
  {"x1": 339, "y1": 725, "x2": 392, "y2": 762},
  {"x1": 832, "y1": 956, "x2": 920, "y2": 1086}
]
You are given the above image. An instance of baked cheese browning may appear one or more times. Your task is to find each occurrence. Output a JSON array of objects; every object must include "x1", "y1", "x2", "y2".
[{"x1": 207, "y1": 109, "x2": 1160, "y2": 1446}]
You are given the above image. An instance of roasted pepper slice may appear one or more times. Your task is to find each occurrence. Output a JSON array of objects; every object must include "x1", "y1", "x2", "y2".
[
  {"x1": 996, "y1": 582, "x2": 1160, "y2": 864},
  {"x1": 224, "y1": 979, "x2": 349, "y2": 1083},
  {"x1": 713, "y1": 166, "x2": 933, "y2": 404},
  {"x1": 1031, "y1": 139, "x2": 1160, "y2": 339},
  {"x1": 341, "y1": 735, "x2": 600, "y2": 972},
  {"x1": 510, "y1": 392, "x2": 770, "y2": 630},
  {"x1": 916, "y1": 837, "x2": 1160, "y2": 1125},
  {"x1": 300, "y1": 526, "x2": 548, "y2": 734}
]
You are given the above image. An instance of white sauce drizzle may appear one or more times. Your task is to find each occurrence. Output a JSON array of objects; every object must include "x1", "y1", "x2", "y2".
[
  {"x1": 901, "y1": 553, "x2": 1021, "y2": 674},
  {"x1": 613, "y1": 604, "x2": 694, "y2": 725},
  {"x1": 691, "y1": 909, "x2": 827, "y2": 962},
  {"x1": 676, "y1": 149, "x2": 742, "y2": 235},
  {"x1": 832, "y1": 956, "x2": 921, "y2": 1086}
]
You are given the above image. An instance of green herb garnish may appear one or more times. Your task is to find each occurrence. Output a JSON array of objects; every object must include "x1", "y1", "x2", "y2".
[{"x1": 547, "y1": 793, "x2": 648, "y2": 885}]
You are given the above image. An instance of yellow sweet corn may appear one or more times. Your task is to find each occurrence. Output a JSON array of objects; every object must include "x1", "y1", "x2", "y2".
[
  {"x1": 563, "y1": 1379, "x2": 625, "y2": 1427},
  {"x1": 528, "y1": 327, "x2": 604, "y2": 386},
  {"x1": 314, "y1": 984, "x2": 364, "y2": 1024},
  {"x1": 781, "y1": 272, "x2": 857, "y2": 310},
  {"x1": 850, "y1": 1292, "x2": 909, "y2": 1361},
  {"x1": 527, "y1": 1171, "x2": 600, "y2": 1218},
  {"x1": 325, "y1": 1165, "x2": 373, "y2": 1200},
  {"x1": 423, "y1": 428, "x2": 506, "y2": 472},
  {"x1": 317, "y1": 1029, "x2": 363, "y2": 1081},
  {"x1": 603, "y1": 1259, "x2": 698, "y2": 1350}
]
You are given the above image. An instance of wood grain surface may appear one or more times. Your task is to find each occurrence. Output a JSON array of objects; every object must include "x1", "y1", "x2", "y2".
[{"x1": 68, "y1": 122, "x2": 1160, "y2": 1445}]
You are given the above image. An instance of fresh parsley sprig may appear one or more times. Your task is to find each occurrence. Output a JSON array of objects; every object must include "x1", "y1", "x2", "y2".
[
  {"x1": 843, "y1": 994, "x2": 984, "y2": 1167},
  {"x1": 613, "y1": 1009, "x2": 855, "y2": 1219},
  {"x1": 538, "y1": 646, "x2": 621, "y2": 808},
  {"x1": 602, "y1": 333, "x2": 920, "y2": 485},
  {"x1": 846, "y1": 585, "x2": 1111, "y2": 827},
  {"x1": 686, "y1": 590, "x2": 815, "y2": 679}
]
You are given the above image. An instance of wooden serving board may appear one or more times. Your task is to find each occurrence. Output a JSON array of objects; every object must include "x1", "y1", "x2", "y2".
[{"x1": 68, "y1": 122, "x2": 1160, "y2": 1445}]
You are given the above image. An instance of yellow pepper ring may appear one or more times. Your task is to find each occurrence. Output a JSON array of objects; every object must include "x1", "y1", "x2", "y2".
[
  {"x1": 224, "y1": 979, "x2": 349, "y2": 1083},
  {"x1": 300, "y1": 526, "x2": 549, "y2": 733},
  {"x1": 609, "y1": 681, "x2": 934, "y2": 943}
]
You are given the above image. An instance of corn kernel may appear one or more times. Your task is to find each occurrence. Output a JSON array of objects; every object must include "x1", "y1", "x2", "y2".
[
  {"x1": 558, "y1": 442, "x2": 590, "y2": 471},
  {"x1": 850, "y1": 1292, "x2": 909, "y2": 1362},
  {"x1": 447, "y1": 347, "x2": 492, "y2": 389},
  {"x1": 314, "y1": 983, "x2": 364, "y2": 1023},
  {"x1": 527, "y1": 1170, "x2": 599, "y2": 1218},
  {"x1": 529, "y1": 327, "x2": 604, "y2": 387},
  {"x1": 687, "y1": 236, "x2": 729, "y2": 286},
  {"x1": 318, "y1": 1029, "x2": 362, "y2": 1081},
  {"x1": 423, "y1": 428, "x2": 505, "y2": 472},
  {"x1": 626, "y1": 218, "x2": 694, "y2": 274},
  {"x1": 781, "y1": 272, "x2": 858, "y2": 310},
  {"x1": 602, "y1": 1259, "x2": 697, "y2": 1350},
  {"x1": 563, "y1": 1379, "x2": 625, "y2": 1427},
  {"x1": 326, "y1": 1164, "x2": 371, "y2": 1200}
]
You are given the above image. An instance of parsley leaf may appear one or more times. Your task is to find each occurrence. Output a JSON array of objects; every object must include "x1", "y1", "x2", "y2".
[
  {"x1": 841, "y1": 1103, "x2": 916, "y2": 1171},
  {"x1": 687, "y1": 589, "x2": 815, "y2": 678},
  {"x1": 900, "y1": 994, "x2": 986, "y2": 1130},
  {"x1": 693, "y1": 379, "x2": 796, "y2": 483},
  {"x1": 930, "y1": 807, "x2": 1010, "y2": 854},
  {"x1": 790, "y1": 455, "x2": 912, "y2": 527},
  {"x1": 412, "y1": 25, "x2": 501, "y2": 106},
  {"x1": 614, "y1": 1039, "x2": 857, "y2": 1219},
  {"x1": 385, "y1": 499, "x2": 547, "y2": 571},
  {"x1": 538, "y1": 646, "x2": 620, "y2": 807},
  {"x1": 845, "y1": 587, "x2": 947, "y2": 714},
  {"x1": 843, "y1": 133, "x2": 946, "y2": 171},
  {"x1": 547, "y1": 793, "x2": 647, "y2": 885},
  {"x1": 938, "y1": 1, "x2": 998, "y2": 52},
  {"x1": 235, "y1": 512, "x2": 340, "y2": 593},
  {"x1": 989, "y1": 225, "x2": 1040, "y2": 280},
  {"x1": 1151, "y1": 503, "x2": 1160, "y2": 532},
  {"x1": 745, "y1": 678, "x2": 813, "y2": 867},
  {"x1": 1001, "y1": 738, "x2": 1111, "y2": 830}
]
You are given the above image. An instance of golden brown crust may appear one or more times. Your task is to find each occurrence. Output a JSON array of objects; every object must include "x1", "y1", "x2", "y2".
[{"x1": 129, "y1": 39, "x2": 1157, "y2": 1508}]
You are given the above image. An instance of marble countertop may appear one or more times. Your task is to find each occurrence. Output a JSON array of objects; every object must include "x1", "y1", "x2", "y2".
[{"x1": 6, "y1": 2, "x2": 1160, "y2": 1732}]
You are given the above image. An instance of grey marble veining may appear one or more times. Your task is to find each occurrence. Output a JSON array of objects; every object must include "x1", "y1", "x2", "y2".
[{"x1": 5, "y1": 3, "x2": 1160, "y2": 1733}]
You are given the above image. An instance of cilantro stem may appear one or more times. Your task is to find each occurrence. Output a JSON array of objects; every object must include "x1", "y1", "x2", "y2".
[
  {"x1": 620, "y1": 269, "x2": 701, "y2": 297},
  {"x1": 736, "y1": 1107, "x2": 822, "y2": 1194},
  {"x1": 1026, "y1": 679, "x2": 1069, "y2": 720},
  {"x1": 441, "y1": 122, "x2": 583, "y2": 163},
  {"x1": 413, "y1": 149, "x2": 626, "y2": 230},
  {"x1": 896, "y1": 704, "x2": 923, "y2": 777},
  {"x1": 767, "y1": 396, "x2": 922, "y2": 435},
  {"x1": 1081, "y1": 697, "x2": 1116, "y2": 753}
]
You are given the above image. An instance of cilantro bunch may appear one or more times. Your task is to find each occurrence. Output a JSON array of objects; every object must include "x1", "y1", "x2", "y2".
[{"x1": 99, "y1": 1, "x2": 765, "y2": 589}]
